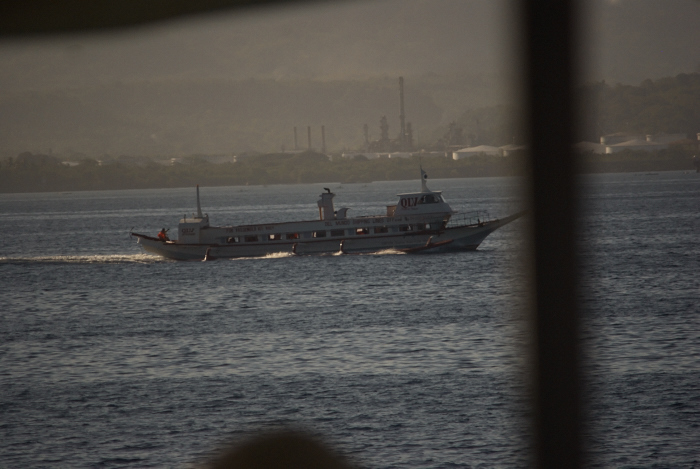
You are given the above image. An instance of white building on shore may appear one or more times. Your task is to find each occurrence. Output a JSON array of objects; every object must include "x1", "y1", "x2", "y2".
[
  {"x1": 452, "y1": 145, "x2": 501, "y2": 160},
  {"x1": 604, "y1": 138, "x2": 669, "y2": 154},
  {"x1": 574, "y1": 132, "x2": 688, "y2": 154}
]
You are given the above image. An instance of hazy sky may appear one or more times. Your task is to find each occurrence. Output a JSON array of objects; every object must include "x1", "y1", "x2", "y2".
[
  {"x1": 1, "y1": 0, "x2": 697, "y2": 92},
  {"x1": 0, "y1": 1, "x2": 512, "y2": 90},
  {"x1": 0, "y1": 0, "x2": 698, "y2": 156}
]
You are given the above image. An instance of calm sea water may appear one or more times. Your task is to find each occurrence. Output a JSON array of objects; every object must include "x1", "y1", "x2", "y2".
[{"x1": 1, "y1": 174, "x2": 698, "y2": 468}]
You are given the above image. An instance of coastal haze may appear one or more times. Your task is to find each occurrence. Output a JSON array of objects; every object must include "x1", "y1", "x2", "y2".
[{"x1": 0, "y1": 0, "x2": 699, "y2": 157}]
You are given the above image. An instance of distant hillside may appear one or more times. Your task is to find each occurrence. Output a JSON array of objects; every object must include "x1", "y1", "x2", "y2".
[
  {"x1": 0, "y1": 74, "x2": 504, "y2": 158},
  {"x1": 2, "y1": 72, "x2": 698, "y2": 161},
  {"x1": 579, "y1": 73, "x2": 700, "y2": 141},
  {"x1": 2, "y1": 147, "x2": 697, "y2": 194},
  {"x1": 437, "y1": 73, "x2": 700, "y2": 147}
]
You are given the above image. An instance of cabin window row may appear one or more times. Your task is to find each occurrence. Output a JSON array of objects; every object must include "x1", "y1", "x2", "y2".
[
  {"x1": 399, "y1": 223, "x2": 430, "y2": 232},
  {"x1": 225, "y1": 224, "x2": 434, "y2": 243}
]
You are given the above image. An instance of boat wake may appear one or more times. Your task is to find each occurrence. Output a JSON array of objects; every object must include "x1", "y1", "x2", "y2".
[
  {"x1": 228, "y1": 251, "x2": 295, "y2": 261},
  {"x1": 261, "y1": 252, "x2": 295, "y2": 259},
  {"x1": 367, "y1": 248, "x2": 406, "y2": 256},
  {"x1": 0, "y1": 253, "x2": 163, "y2": 265},
  {"x1": 331, "y1": 248, "x2": 405, "y2": 256}
]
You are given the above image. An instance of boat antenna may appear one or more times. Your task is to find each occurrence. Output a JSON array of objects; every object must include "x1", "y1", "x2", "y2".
[{"x1": 196, "y1": 184, "x2": 203, "y2": 218}]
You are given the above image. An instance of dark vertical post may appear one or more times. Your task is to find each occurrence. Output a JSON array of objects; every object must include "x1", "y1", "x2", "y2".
[
  {"x1": 521, "y1": 1, "x2": 582, "y2": 468},
  {"x1": 399, "y1": 76, "x2": 406, "y2": 149},
  {"x1": 363, "y1": 123, "x2": 369, "y2": 150}
]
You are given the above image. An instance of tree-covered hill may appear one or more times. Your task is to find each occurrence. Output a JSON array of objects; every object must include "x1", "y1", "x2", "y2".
[
  {"x1": 2, "y1": 146, "x2": 697, "y2": 194},
  {"x1": 579, "y1": 73, "x2": 700, "y2": 141},
  {"x1": 435, "y1": 73, "x2": 700, "y2": 148}
]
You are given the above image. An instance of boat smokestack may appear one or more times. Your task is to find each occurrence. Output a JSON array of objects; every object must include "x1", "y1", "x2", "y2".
[{"x1": 317, "y1": 190, "x2": 335, "y2": 221}]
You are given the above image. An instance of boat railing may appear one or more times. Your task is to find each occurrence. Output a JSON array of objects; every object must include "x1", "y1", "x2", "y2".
[{"x1": 446, "y1": 210, "x2": 493, "y2": 228}]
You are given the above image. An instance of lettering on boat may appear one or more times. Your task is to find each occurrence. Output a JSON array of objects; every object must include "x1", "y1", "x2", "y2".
[{"x1": 400, "y1": 197, "x2": 420, "y2": 208}]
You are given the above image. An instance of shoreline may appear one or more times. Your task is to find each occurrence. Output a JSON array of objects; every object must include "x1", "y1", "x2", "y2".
[{"x1": 1, "y1": 164, "x2": 697, "y2": 195}]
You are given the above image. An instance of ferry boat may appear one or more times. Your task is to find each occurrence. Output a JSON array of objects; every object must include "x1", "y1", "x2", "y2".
[{"x1": 131, "y1": 171, "x2": 524, "y2": 260}]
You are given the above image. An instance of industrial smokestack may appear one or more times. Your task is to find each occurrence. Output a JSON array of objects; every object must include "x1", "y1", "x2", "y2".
[
  {"x1": 321, "y1": 125, "x2": 326, "y2": 154},
  {"x1": 399, "y1": 77, "x2": 406, "y2": 149},
  {"x1": 307, "y1": 126, "x2": 311, "y2": 150}
]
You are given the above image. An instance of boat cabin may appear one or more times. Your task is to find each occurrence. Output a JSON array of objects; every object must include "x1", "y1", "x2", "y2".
[
  {"x1": 318, "y1": 188, "x2": 452, "y2": 220},
  {"x1": 175, "y1": 185, "x2": 453, "y2": 246}
]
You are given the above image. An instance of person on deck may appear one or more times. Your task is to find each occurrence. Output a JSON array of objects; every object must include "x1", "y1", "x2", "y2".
[{"x1": 158, "y1": 228, "x2": 169, "y2": 242}]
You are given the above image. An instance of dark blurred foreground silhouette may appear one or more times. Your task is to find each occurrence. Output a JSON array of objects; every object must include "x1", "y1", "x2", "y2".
[{"x1": 203, "y1": 431, "x2": 356, "y2": 469}]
